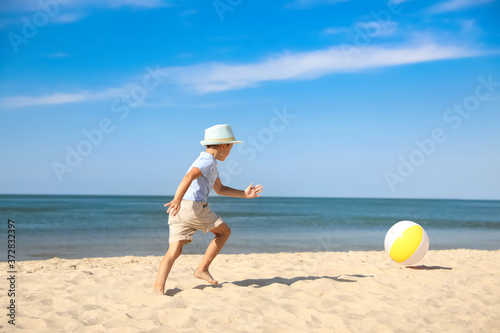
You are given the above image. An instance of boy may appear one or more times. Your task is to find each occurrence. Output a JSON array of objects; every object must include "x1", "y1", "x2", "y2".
[{"x1": 153, "y1": 124, "x2": 263, "y2": 295}]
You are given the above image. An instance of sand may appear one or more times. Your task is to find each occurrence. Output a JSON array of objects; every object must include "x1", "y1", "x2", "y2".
[{"x1": 3, "y1": 250, "x2": 500, "y2": 332}]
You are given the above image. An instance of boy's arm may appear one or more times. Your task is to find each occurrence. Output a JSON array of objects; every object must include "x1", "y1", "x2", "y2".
[
  {"x1": 213, "y1": 178, "x2": 263, "y2": 199},
  {"x1": 164, "y1": 167, "x2": 202, "y2": 216}
]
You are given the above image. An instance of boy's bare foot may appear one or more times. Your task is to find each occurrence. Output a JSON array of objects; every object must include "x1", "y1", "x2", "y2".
[
  {"x1": 150, "y1": 285, "x2": 165, "y2": 295},
  {"x1": 194, "y1": 268, "x2": 218, "y2": 285}
]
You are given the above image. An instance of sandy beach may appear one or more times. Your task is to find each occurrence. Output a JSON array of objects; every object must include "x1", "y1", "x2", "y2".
[{"x1": 4, "y1": 250, "x2": 499, "y2": 332}]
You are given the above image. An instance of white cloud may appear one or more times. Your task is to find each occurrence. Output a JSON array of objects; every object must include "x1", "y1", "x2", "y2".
[
  {"x1": 0, "y1": 12, "x2": 86, "y2": 28},
  {"x1": 323, "y1": 18, "x2": 398, "y2": 38},
  {"x1": 460, "y1": 19, "x2": 478, "y2": 33},
  {"x1": 428, "y1": 0, "x2": 492, "y2": 14},
  {"x1": 355, "y1": 21, "x2": 398, "y2": 37},
  {"x1": 0, "y1": 0, "x2": 170, "y2": 25},
  {"x1": 285, "y1": 0, "x2": 350, "y2": 10},
  {"x1": 141, "y1": 100, "x2": 238, "y2": 109},
  {"x1": 179, "y1": 9, "x2": 198, "y2": 17},
  {"x1": 0, "y1": 0, "x2": 40, "y2": 12},
  {"x1": 1, "y1": 93, "x2": 88, "y2": 109},
  {"x1": 53, "y1": 13, "x2": 87, "y2": 24},
  {"x1": 0, "y1": 87, "x2": 124, "y2": 110},
  {"x1": 0, "y1": 0, "x2": 170, "y2": 12},
  {"x1": 100, "y1": 0, "x2": 169, "y2": 9},
  {"x1": 388, "y1": 0, "x2": 411, "y2": 5},
  {"x1": 166, "y1": 41, "x2": 483, "y2": 93},
  {"x1": 0, "y1": 40, "x2": 488, "y2": 109},
  {"x1": 322, "y1": 27, "x2": 350, "y2": 35}
]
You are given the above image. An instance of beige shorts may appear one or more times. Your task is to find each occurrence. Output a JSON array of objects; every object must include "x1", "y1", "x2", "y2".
[{"x1": 168, "y1": 200, "x2": 224, "y2": 244}]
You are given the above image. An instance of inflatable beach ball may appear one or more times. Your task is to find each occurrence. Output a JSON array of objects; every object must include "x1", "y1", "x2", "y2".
[{"x1": 384, "y1": 221, "x2": 429, "y2": 265}]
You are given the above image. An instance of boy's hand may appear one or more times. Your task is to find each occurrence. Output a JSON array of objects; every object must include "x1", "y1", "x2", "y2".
[
  {"x1": 164, "y1": 199, "x2": 181, "y2": 216},
  {"x1": 245, "y1": 183, "x2": 263, "y2": 199}
]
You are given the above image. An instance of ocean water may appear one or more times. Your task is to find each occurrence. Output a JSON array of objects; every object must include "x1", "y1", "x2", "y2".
[{"x1": 1, "y1": 195, "x2": 499, "y2": 260}]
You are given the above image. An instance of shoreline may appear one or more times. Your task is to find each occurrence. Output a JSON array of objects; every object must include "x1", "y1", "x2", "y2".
[
  {"x1": 10, "y1": 247, "x2": 500, "y2": 262},
  {"x1": 8, "y1": 249, "x2": 500, "y2": 332},
  {"x1": 9, "y1": 244, "x2": 500, "y2": 262},
  {"x1": 3, "y1": 193, "x2": 500, "y2": 202}
]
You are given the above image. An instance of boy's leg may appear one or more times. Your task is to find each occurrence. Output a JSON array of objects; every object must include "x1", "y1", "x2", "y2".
[
  {"x1": 153, "y1": 241, "x2": 184, "y2": 295},
  {"x1": 194, "y1": 222, "x2": 231, "y2": 285}
]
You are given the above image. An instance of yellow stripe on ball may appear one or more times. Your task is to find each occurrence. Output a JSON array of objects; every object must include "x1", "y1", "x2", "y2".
[{"x1": 389, "y1": 225, "x2": 423, "y2": 263}]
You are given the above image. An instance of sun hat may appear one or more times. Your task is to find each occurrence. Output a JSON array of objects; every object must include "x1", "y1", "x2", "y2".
[{"x1": 200, "y1": 124, "x2": 243, "y2": 146}]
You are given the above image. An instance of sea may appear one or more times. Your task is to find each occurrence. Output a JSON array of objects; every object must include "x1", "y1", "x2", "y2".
[{"x1": 1, "y1": 195, "x2": 499, "y2": 261}]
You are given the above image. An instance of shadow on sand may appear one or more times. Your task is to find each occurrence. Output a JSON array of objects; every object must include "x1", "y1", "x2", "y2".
[
  {"x1": 406, "y1": 265, "x2": 452, "y2": 270},
  {"x1": 192, "y1": 274, "x2": 375, "y2": 291},
  {"x1": 165, "y1": 287, "x2": 183, "y2": 296},
  {"x1": 230, "y1": 275, "x2": 358, "y2": 287}
]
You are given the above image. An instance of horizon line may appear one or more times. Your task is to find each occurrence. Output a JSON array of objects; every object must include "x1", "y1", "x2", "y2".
[{"x1": 1, "y1": 193, "x2": 499, "y2": 202}]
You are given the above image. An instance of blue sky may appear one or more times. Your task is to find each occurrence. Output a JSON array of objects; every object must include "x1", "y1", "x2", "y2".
[{"x1": 0, "y1": 0, "x2": 499, "y2": 199}]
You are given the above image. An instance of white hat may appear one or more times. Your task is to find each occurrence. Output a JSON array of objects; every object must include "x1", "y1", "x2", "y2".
[{"x1": 200, "y1": 124, "x2": 243, "y2": 146}]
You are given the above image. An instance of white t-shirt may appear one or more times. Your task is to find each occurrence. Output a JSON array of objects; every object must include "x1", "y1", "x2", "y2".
[{"x1": 183, "y1": 152, "x2": 219, "y2": 202}]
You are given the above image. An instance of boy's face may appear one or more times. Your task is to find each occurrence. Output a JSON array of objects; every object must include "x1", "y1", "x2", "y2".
[{"x1": 218, "y1": 143, "x2": 233, "y2": 161}]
